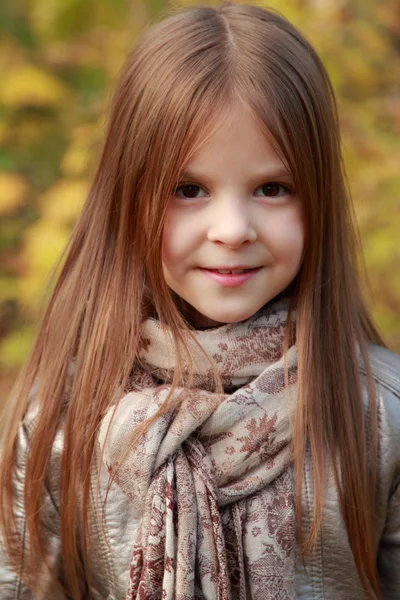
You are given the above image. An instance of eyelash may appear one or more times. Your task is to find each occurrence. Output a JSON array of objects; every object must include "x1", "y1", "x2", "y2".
[{"x1": 174, "y1": 182, "x2": 294, "y2": 200}]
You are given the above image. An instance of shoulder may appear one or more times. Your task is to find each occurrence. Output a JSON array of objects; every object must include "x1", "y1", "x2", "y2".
[
  {"x1": 362, "y1": 344, "x2": 400, "y2": 491},
  {"x1": 362, "y1": 344, "x2": 400, "y2": 398},
  {"x1": 360, "y1": 345, "x2": 400, "y2": 435},
  {"x1": 361, "y1": 344, "x2": 400, "y2": 432},
  {"x1": 22, "y1": 362, "x2": 75, "y2": 431},
  {"x1": 17, "y1": 374, "x2": 68, "y2": 495}
]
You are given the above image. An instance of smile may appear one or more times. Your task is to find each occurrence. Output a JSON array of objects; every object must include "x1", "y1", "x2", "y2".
[
  {"x1": 199, "y1": 267, "x2": 261, "y2": 288},
  {"x1": 213, "y1": 268, "x2": 253, "y2": 274}
]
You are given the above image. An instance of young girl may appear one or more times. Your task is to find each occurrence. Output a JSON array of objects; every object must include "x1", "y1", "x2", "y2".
[{"x1": 0, "y1": 3, "x2": 399, "y2": 599}]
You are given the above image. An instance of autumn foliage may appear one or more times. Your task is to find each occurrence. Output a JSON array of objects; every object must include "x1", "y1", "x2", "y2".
[{"x1": 0, "y1": 0, "x2": 399, "y2": 400}]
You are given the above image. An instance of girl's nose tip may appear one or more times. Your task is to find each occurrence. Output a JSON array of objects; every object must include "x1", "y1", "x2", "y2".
[{"x1": 207, "y1": 221, "x2": 257, "y2": 246}]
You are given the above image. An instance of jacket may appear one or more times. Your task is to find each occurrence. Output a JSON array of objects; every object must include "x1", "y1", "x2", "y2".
[{"x1": 1, "y1": 344, "x2": 399, "y2": 599}]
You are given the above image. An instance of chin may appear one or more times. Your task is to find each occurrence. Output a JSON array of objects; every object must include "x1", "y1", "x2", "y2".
[{"x1": 196, "y1": 306, "x2": 260, "y2": 327}]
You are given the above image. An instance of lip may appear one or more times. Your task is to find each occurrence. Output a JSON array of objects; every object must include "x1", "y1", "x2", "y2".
[
  {"x1": 199, "y1": 266, "x2": 261, "y2": 288},
  {"x1": 202, "y1": 265, "x2": 255, "y2": 271}
]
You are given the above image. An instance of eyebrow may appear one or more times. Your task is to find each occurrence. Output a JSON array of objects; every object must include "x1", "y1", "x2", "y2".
[{"x1": 179, "y1": 165, "x2": 293, "y2": 181}]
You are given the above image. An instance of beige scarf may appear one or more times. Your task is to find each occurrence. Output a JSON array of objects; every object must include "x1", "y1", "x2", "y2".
[{"x1": 99, "y1": 300, "x2": 297, "y2": 600}]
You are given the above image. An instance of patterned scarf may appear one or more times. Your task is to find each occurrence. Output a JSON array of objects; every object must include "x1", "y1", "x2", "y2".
[{"x1": 99, "y1": 300, "x2": 297, "y2": 600}]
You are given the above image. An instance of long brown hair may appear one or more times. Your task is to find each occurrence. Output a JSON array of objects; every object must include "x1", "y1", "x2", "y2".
[{"x1": 0, "y1": 4, "x2": 384, "y2": 599}]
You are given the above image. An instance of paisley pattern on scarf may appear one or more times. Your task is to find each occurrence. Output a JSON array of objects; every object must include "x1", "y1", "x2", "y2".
[{"x1": 98, "y1": 300, "x2": 297, "y2": 600}]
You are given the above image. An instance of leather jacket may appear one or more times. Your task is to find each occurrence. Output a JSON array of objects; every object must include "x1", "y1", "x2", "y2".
[{"x1": 1, "y1": 344, "x2": 399, "y2": 599}]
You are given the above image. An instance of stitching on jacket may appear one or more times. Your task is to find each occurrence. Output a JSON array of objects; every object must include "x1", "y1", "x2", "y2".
[
  {"x1": 376, "y1": 389, "x2": 384, "y2": 494},
  {"x1": 308, "y1": 448, "x2": 324, "y2": 598},
  {"x1": 319, "y1": 511, "x2": 325, "y2": 599},
  {"x1": 360, "y1": 355, "x2": 400, "y2": 399},
  {"x1": 90, "y1": 459, "x2": 115, "y2": 597},
  {"x1": 304, "y1": 446, "x2": 317, "y2": 599},
  {"x1": 14, "y1": 425, "x2": 30, "y2": 600},
  {"x1": 14, "y1": 519, "x2": 26, "y2": 600}
]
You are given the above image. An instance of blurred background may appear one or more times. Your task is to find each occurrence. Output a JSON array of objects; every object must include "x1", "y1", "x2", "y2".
[{"x1": 0, "y1": 0, "x2": 399, "y2": 401}]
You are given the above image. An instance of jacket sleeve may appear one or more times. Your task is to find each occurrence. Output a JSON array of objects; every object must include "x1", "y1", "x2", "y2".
[
  {"x1": 0, "y1": 418, "x2": 68, "y2": 600},
  {"x1": 378, "y1": 479, "x2": 400, "y2": 599}
]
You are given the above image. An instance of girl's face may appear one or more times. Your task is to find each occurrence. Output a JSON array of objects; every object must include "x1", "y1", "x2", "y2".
[{"x1": 162, "y1": 106, "x2": 304, "y2": 328}]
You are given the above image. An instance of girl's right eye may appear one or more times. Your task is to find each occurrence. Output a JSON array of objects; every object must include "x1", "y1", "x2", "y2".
[{"x1": 174, "y1": 183, "x2": 208, "y2": 199}]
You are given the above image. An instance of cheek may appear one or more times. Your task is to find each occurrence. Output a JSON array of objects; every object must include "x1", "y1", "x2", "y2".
[
  {"x1": 162, "y1": 210, "x2": 192, "y2": 268},
  {"x1": 266, "y1": 209, "x2": 304, "y2": 265},
  {"x1": 162, "y1": 207, "x2": 203, "y2": 263},
  {"x1": 162, "y1": 210, "x2": 178, "y2": 263},
  {"x1": 161, "y1": 225, "x2": 175, "y2": 270}
]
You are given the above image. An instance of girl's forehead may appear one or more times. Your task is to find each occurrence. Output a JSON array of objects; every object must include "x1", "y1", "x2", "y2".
[{"x1": 182, "y1": 104, "x2": 289, "y2": 176}]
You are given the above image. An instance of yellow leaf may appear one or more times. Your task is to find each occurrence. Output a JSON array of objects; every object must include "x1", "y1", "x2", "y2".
[
  {"x1": 40, "y1": 179, "x2": 88, "y2": 225},
  {"x1": 0, "y1": 326, "x2": 35, "y2": 368},
  {"x1": 61, "y1": 126, "x2": 95, "y2": 176},
  {"x1": 0, "y1": 64, "x2": 70, "y2": 109},
  {"x1": 0, "y1": 119, "x2": 7, "y2": 145},
  {"x1": 20, "y1": 221, "x2": 69, "y2": 312},
  {"x1": 0, "y1": 173, "x2": 29, "y2": 215}
]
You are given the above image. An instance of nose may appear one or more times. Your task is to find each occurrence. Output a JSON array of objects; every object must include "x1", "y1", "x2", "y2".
[{"x1": 207, "y1": 198, "x2": 257, "y2": 248}]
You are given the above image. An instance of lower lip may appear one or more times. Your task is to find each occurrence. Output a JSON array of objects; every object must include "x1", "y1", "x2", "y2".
[{"x1": 199, "y1": 268, "x2": 261, "y2": 288}]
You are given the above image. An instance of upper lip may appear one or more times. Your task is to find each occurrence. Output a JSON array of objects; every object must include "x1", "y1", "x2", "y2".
[{"x1": 200, "y1": 266, "x2": 259, "y2": 270}]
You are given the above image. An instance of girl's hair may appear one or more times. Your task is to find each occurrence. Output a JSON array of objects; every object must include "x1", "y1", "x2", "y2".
[{"x1": 0, "y1": 4, "x2": 384, "y2": 599}]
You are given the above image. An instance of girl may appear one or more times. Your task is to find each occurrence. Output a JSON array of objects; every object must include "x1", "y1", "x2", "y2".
[{"x1": 0, "y1": 3, "x2": 399, "y2": 599}]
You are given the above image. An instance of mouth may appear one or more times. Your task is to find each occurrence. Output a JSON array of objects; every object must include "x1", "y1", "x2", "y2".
[
  {"x1": 198, "y1": 266, "x2": 261, "y2": 288},
  {"x1": 201, "y1": 267, "x2": 258, "y2": 274}
]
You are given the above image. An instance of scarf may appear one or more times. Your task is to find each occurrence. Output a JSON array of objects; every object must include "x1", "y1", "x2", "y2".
[{"x1": 99, "y1": 300, "x2": 297, "y2": 600}]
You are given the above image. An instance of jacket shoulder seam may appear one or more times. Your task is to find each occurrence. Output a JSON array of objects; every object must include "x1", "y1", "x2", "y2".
[{"x1": 360, "y1": 361, "x2": 400, "y2": 400}]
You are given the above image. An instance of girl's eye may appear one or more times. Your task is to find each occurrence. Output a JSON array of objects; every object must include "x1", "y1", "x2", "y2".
[
  {"x1": 174, "y1": 184, "x2": 208, "y2": 199},
  {"x1": 254, "y1": 182, "x2": 292, "y2": 198}
]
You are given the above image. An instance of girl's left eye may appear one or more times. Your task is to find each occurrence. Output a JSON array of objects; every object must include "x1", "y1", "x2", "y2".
[
  {"x1": 174, "y1": 184, "x2": 208, "y2": 199},
  {"x1": 254, "y1": 182, "x2": 293, "y2": 198}
]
